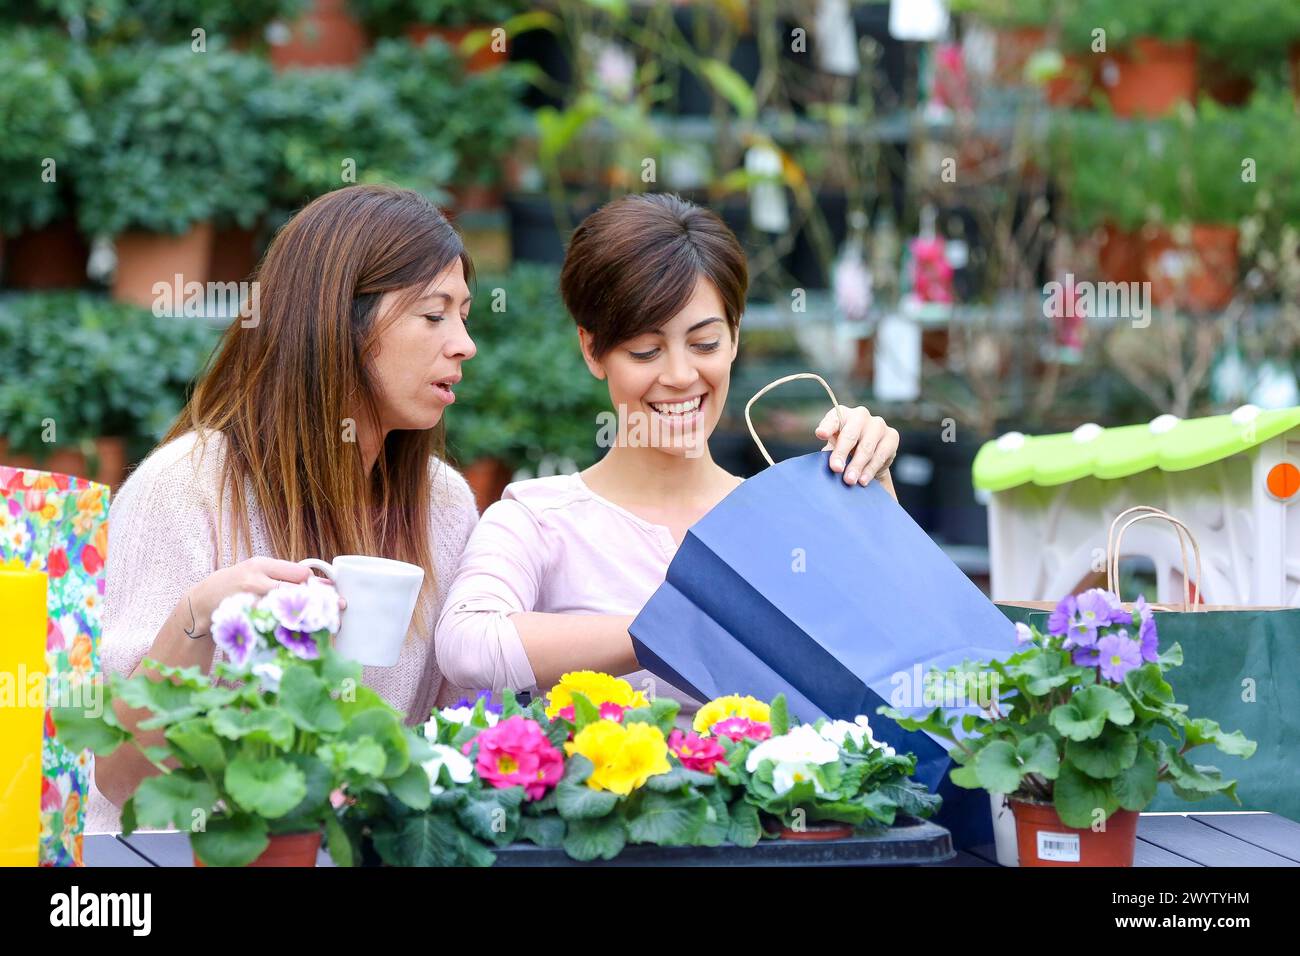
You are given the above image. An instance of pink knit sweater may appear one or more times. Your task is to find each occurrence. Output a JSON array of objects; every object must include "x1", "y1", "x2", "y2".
[{"x1": 85, "y1": 430, "x2": 479, "y2": 834}]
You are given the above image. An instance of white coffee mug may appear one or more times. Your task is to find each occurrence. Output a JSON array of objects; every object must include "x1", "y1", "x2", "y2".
[{"x1": 298, "y1": 555, "x2": 424, "y2": 667}]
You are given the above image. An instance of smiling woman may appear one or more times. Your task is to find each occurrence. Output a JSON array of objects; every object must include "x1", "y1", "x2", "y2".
[
  {"x1": 435, "y1": 193, "x2": 900, "y2": 710},
  {"x1": 86, "y1": 185, "x2": 485, "y2": 834}
]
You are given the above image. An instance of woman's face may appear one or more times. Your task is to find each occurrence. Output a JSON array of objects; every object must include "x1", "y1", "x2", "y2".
[
  {"x1": 371, "y1": 258, "x2": 476, "y2": 433},
  {"x1": 581, "y1": 276, "x2": 738, "y2": 458}
]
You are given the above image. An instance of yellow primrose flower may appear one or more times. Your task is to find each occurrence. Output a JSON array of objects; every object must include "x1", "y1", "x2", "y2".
[
  {"x1": 693, "y1": 694, "x2": 771, "y2": 735},
  {"x1": 565, "y1": 719, "x2": 670, "y2": 795},
  {"x1": 545, "y1": 670, "x2": 648, "y2": 718}
]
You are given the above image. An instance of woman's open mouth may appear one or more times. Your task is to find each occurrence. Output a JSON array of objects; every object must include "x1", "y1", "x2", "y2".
[
  {"x1": 432, "y1": 378, "x2": 458, "y2": 404},
  {"x1": 647, "y1": 394, "x2": 705, "y2": 428}
]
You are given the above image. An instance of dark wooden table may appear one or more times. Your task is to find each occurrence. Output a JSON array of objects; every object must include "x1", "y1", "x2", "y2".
[
  {"x1": 84, "y1": 812, "x2": 1300, "y2": 868},
  {"x1": 939, "y1": 812, "x2": 1300, "y2": 867}
]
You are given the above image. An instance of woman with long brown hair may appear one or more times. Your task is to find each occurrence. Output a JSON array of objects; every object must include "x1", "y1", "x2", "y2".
[{"x1": 88, "y1": 185, "x2": 482, "y2": 832}]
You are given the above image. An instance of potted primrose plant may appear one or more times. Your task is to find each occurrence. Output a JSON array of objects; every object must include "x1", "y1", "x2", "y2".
[
  {"x1": 882, "y1": 588, "x2": 1255, "y2": 867},
  {"x1": 54, "y1": 576, "x2": 436, "y2": 866}
]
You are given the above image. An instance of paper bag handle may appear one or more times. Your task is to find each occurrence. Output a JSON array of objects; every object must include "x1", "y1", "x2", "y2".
[
  {"x1": 744, "y1": 372, "x2": 844, "y2": 467},
  {"x1": 1105, "y1": 506, "x2": 1204, "y2": 612}
]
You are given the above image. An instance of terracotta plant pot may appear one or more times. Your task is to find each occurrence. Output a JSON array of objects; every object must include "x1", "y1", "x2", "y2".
[
  {"x1": 1143, "y1": 224, "x2": 1239, "y2": 312},
  {"x1": 194, "y1": 830, "x2": 322, "y2": 867},
  {"x1": 3, "y1": 219, "x2": 89, "y2": 289},
  {"x1": 405, "y1": 24, "x2": 508, "y2": 72},
  {"x1": 112, "y1": 221, "x2": 214, "y2": 309},
  {"x1": 1100, "y1": 38, "x2": 1197, "y2": 118},
  {"x1": 463, "y1": 456, "x2": 514, "y2": 513},
  {"x1": 270, "y1": 0, "x2": 368, "y2": 70},
  {"x1": 993, "y1": 26, "x2": 1048, "y2": 87},
  {"x1": 1200, "y1": 59, "x2": 1254, "y2": 107},
  {"x1": 0, "y1": 437, "x2": 127, "y2": 489},
  {"x1": 1292, "y1": 44, "x2": 1300, "y2": 99},
  {"x1": 1045, "y1": 53, "x2": 1094, "y2": 108},
  {"x1": 1011, "y1": 800, "x2": 1138, "y2": 867},
  {"x1": 768, "y1": 818, "x2": 855, "y2": 841},
  {"x1": 1096, "y1": 223, "x2": 1146, "y2": 286},
  {"x1": 207, "y1": 224, "x2": 262, "y2": 285}
]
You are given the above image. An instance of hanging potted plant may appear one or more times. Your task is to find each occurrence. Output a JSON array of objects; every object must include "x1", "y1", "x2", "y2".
[
  {"x1": 55, "y1": 577, "x2": 437, "y2": 866},
  {"x1": 950, "y1": 0, "x2": 1057, "y2": 88},
  {"x1": 0, "y1": 31, "x2": 93, "y2": 289},
  {"x1": 350, "y1": 0, "x2": 527, "y2": 71},
  {"x1": 1196, "y1": 0, "x2": 1300, "y2": 106},
  {"x1": 74, "y1": 44, "x2": 275, "y2": 308},
  {"x1": 1141, "y1": 101, "x2": 1255, "y2": 312},
  {"x1": 1063, "y1": 0, "x2": 1206, "y2": 118},
  {"x1": 883, "y1": 588, "x2": 1256, "y2": 867}
]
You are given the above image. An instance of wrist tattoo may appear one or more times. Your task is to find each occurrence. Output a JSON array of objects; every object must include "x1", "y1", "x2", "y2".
[{"x1": 183, "y1": 594, "x2": 210, "y2": 640}]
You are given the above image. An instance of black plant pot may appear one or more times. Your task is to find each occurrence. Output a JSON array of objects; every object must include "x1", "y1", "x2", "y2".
[{"x1": 672, "y1": 7, "x2": 761, "y2": 116}]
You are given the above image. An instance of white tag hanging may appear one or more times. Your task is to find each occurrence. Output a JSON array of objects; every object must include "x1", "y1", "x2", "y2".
[
  {"x1": 815, "y1": 0, "x2": 860, "y2": 76},
  {"x1": 745, "y1": 145, "x2": 789, "y2": 235},
  {"x1": 889, "y1": 0, "x2": 949, "y2": 42}
]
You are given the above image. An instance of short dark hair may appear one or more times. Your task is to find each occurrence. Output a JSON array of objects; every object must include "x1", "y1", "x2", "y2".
[{"x1": 560, "y1": 193, "x2": 749, "y2": 357}]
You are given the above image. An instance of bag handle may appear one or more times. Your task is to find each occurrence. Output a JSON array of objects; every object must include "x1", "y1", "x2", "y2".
[
  {"x1": 744, "y1": 372, "x2": 844, "y2": 467},
  {"x1": 1105, "y1": 505, "x2": 1204, "y2": 612}
]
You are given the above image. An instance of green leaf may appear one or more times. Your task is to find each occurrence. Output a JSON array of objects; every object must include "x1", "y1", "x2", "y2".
[
  {"x1": 626, "y1": 791, "x2": 709, "y2": 845},
  {"x1": 770, "y1": 694, "x2": 790, "y2": 736},
  {"x1": 1111, "y1": 745, "x2": 1159, "y2": 811},
  {"x1": 51, "y1": 706, "x2": 129, "y2": 756},
  {"x1": 211, "y1": 708, "x2": 295, "y2": 749},
  {"x1": 1016, "y1": 733, "x2": 1062, "y2": 780},
  {"x1": 1053, "y1": 763, "x2": 1118, "y2": 829},
  {"x1": 878, "y1": 705, "x2": 957, "y2": 740},
  {"x1": 1015, "y1": 649, "x2": 1077, "y2": 695},
  {"x1": 386, "y1": 760, "x2": 435, "y2": 811},
  {"x1": 563, "y1": 815, "x2": 626, "y2": 862},
  {"x1": 164, "y1": 718, "x2": 228, "y2": 773},
  {"x1": 1065, "y1": 728, "x2": 1138, "y2": 779},
  {"x1": 117, "y1": 676, "x2": 200, "y2": 726},
  {"x1": 1164, "y1": 751, "x2": 1239, "y2": 795},
  {"x1": 698, "y1": 59, "x2": 757, "y2": 119},
  {"x1": 949, "y1": 764, "x2": 982, "y2": 789},
  {"x1": 727, "y1": 800, "x2": 763, "y2": 847},
  {"x1": 1050, "y1": 685, "x2": 1135, "y2": 741},
  {"x1": 1123, "y1": 664, "x2": 1180, "y2": 720},
  {"x1": 324, "y1": 812, "x2": 356, "y2": 868},
  {"x1": 457, "y1": 787, "x2": 524, "y2": 846},
  {"x1": 275, "y1": 753, "x2": 333, "y2": 826},
  {"x1": 1182, "y1": 718, "x2": 1257, "y2": 758},
  {"x1": 643, "y1": 765, "x2": 715, "y2": 793},
  {"x1": 278, "y1": 663, "x2": 344, "y2": 734},
  {"x1": 556, "y1": 776, "x2": 620, "y2": 820},
  {"x1": 974, "y1": 741, "x2": 1024, "y2": 794},
  {"x1": 131, "y1": 771, "x2": 218, "y2": 831},
  {"x1": 518, "y1": 814, "x2": 566, "y2": 848},
  {"x1": 343, "y1": 709, "x2": 410, "y2": 777},
  {"x1": 571, "y1": 692, "x2": 600, "y2": 730},
  {"x1": 225, "y1": 754, "x2": 307, "y2": 819},
  {"x1": 190, "y1": 813, "x2": 270, "y2": 867}
]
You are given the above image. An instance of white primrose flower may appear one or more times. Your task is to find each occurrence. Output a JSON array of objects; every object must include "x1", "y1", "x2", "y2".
[
  {"x1": 745, "y1": 724, "x2": 842, "y2": 796},
  {"x1": 818, "y1": 715, "x2": 896, "y2": 756},
  {"x1": 251, "y1": 660, "x2": 283, "y2": 694},
  {"x1": 438, "y1": 705, "x2": 500, "y2": 729},
  {"x1": 423, "y1": 744, "x2": 475, "y2": 795}
]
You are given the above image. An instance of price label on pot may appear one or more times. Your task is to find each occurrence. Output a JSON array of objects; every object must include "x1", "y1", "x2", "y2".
[{"x1": 1036, "y1": 831, "x2": 1080, "y2": 862}]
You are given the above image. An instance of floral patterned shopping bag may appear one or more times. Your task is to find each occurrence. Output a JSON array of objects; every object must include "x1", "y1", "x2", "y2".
[{"x1": 0, "y1": 465, "x2": 109, "y2": 866}]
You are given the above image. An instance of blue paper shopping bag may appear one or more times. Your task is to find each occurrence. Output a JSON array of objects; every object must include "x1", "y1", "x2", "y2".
[{"x1": 629, "y1": 374, "x2": 1020, "y2": 843}]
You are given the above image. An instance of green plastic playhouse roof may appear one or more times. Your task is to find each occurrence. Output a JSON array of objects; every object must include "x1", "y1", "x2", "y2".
[{"x1": 972, "y1": 407, "x2": 1300, "y2": 492}]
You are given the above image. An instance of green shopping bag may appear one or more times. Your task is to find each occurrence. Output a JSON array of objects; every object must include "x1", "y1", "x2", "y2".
[{"x1": 998, "y1": 507, "x2": 1295, "y2": 821}]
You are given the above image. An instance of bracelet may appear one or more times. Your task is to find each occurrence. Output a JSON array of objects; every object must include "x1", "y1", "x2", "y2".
[{"x1": 182, "y1": 594, "x2": 210, "y2": 641}]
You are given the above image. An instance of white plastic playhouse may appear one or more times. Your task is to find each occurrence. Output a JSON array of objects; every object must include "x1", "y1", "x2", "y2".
[{"x1": 972, "y1": 405, "x2": 1300, "y2": 606}]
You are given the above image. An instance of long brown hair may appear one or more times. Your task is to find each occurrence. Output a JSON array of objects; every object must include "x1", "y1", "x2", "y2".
[{"x1": 165, "y1": 185, "x2": 471, "y2": 619}]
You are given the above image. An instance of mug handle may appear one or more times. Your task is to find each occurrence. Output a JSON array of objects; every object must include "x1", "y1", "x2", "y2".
[{"x1": 298, "y1": 558, "x2": 336, "y2": 582}]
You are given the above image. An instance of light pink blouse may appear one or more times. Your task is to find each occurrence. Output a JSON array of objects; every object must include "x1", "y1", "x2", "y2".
[{"x1": 435, "y1": 473, "x2": 700, "y2": 714}]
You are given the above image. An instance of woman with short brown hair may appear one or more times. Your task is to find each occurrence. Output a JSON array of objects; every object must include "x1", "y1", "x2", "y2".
[{"x1": 436, "y1": 193, "x2": 898, "y2": 711}]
